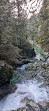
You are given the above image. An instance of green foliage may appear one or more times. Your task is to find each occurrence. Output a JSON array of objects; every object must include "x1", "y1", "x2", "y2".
[
  {"x1": 34, "y1": 44, "x2": 45, "y2": 57},
  {"x1": 10, "y1": 73, "x2": 21, "y2": 85},
  {"x1": 0, "y1": 0, "x2": 34, "y2": 62},
  {"x1": 36, "y1": 0, "x2": 49, "y2": 52}
]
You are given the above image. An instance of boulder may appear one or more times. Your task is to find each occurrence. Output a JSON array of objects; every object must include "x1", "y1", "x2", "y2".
[
  {"x1": 0, "y1": 60, "x2": 15, "y2": 99},
  {"x1": 0, "y1": 61, "x2": 13, "y2": 86},
  {"x1": 38, "y1": 101, "x2": 49, "y2": 110},
  {"x1": 0, "y1": 84, "x2": 17, "y2": 100}
]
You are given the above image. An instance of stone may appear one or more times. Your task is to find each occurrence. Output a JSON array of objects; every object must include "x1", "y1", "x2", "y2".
[
  {"x1": 0, "y1": 60, "x2": 15, "y2": 99},
  {"x1": 0, "y1": 84, "x2": 17, "y2": 100},
  {"x1": 21, "y1": 98, "x2": 40, "y2": 111},
  {"x1": 28, "y1": 101, "x2": 40, "y2": 111},
  {"x1": 0, "y1": 60, "x2": 4, "y2": 66},
  {"x1": 46, "y1": 109, "x2": 49, "y2": 111},
  {"x1": 38, "y1": 101, "x2": 48, "y2": 110},
  {"x1": 26, "y1": 104, "x2": 35, "y2": 111},
  {"x1": 17, "y1": 107, "x2": 27, "y2": 111}
]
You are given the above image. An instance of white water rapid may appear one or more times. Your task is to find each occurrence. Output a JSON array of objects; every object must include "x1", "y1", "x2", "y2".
[{"x1": 0, "y1": 78, "x2": 49, "y2": 111}]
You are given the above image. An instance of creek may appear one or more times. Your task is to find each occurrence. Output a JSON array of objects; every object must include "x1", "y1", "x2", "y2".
[{"x1": 0, "y1": 50, "x2": 49, "y2": 111}]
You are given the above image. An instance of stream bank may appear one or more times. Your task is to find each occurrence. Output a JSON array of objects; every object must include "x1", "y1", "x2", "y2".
[{"x1": 0, "y1": 53, "x2": 49, "y2": 111}]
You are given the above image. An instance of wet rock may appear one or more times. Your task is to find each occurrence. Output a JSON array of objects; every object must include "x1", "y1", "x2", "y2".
[
  {"x1": 0, "y1": 84, "x2": 9, "y2": 100},
  {"x1": 16, "y1": 101, "x2": 49, "y2": 111},
  {"x1": 17, "y1": 107, "x2": 27, "y2": 111},
  {"x1": 0, "y1": 84, "x2": 17, "y2": 100},
  {"x1": 11, "y1": 59, "x2": 30, "y2": 68},
  {"x1": 9, "y1": 84, "x2": 17, "y2": 93},
  {"x1": 20, "y1": 97, "x2": 31, "y2": 103},
  {"x1": 41, "y1": 64, "x2": 47, "y2": 69},
  {"x1": 46, "y1": 109, "x2": 49, "y2": 111},
  {"x1": 27, "y1": 101, "x2": 40, "y2": 111},
  {"x1": 21, "y1": 98, "x2": 40, "y2": 111},
  {"x1": 25, "y1": 65, "x2": 33, "y2": 70},
  {"x1": 38, "y1": 101, "x2": 49, "y2": 110},
  {"x1": 40, "y1": 58, "x2": 46, "y2": 63},
  {"x1": 26, "y1": 104, "x2": 35, "y2": 111},
  {"x1": 25, "y1": 63, "x2": 39, "y2": 71},
  {"x1": 10, "y1": 107, "x2": 27, "y2": 111},
  {"x1": 26, "y1": 104, "x2": 40, "y2": 111}
]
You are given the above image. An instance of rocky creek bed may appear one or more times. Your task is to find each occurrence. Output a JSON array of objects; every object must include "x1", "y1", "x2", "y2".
[{"x1": 0, "y1": 53, "x2": 49, "y2": 111}]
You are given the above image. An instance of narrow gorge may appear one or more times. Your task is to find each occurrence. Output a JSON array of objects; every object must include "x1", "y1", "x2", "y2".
[{"x1": 0, "y1": 0, "x2": 49, "y2": 111}]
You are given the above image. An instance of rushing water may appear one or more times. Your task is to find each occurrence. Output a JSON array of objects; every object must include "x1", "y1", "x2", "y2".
[
  {"x1": 0, "y1": 79, "x2": 49, "y2": 111},
  {"x1": 0, "y1": 55, "x2": 49, "y2": 111}
]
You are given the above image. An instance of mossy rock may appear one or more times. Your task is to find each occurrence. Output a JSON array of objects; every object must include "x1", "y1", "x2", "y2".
[
  {"x1": 0, "y1": 64, "x2": 13, "y2": 86},
  {"x1": 25, "y1": 66, "x2": 33, "y2": 70}
]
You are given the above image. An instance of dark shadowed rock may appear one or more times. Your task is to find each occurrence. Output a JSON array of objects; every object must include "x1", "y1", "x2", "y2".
[
  {"x1": 0, "y1": 61, "x2": 13, "y2": 86},
  {"x1": 0, "y1": 60, "x2": 16, "y2": 99},
  {"x1": 11, "y1": 59, "x2": 30, "y2": 68},
  {"x1": 0, "y1": 84, "x2": 17, "y2": 100}
]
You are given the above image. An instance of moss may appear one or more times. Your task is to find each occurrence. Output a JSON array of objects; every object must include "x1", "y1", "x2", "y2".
[{"x1": 10, "y1": 72, "x2": 21, "y2": 85}]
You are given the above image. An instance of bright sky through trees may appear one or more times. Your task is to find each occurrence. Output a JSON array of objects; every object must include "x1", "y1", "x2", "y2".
[{"x1": 9, "y1": 0, "x2": 43, "y2": 19}]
